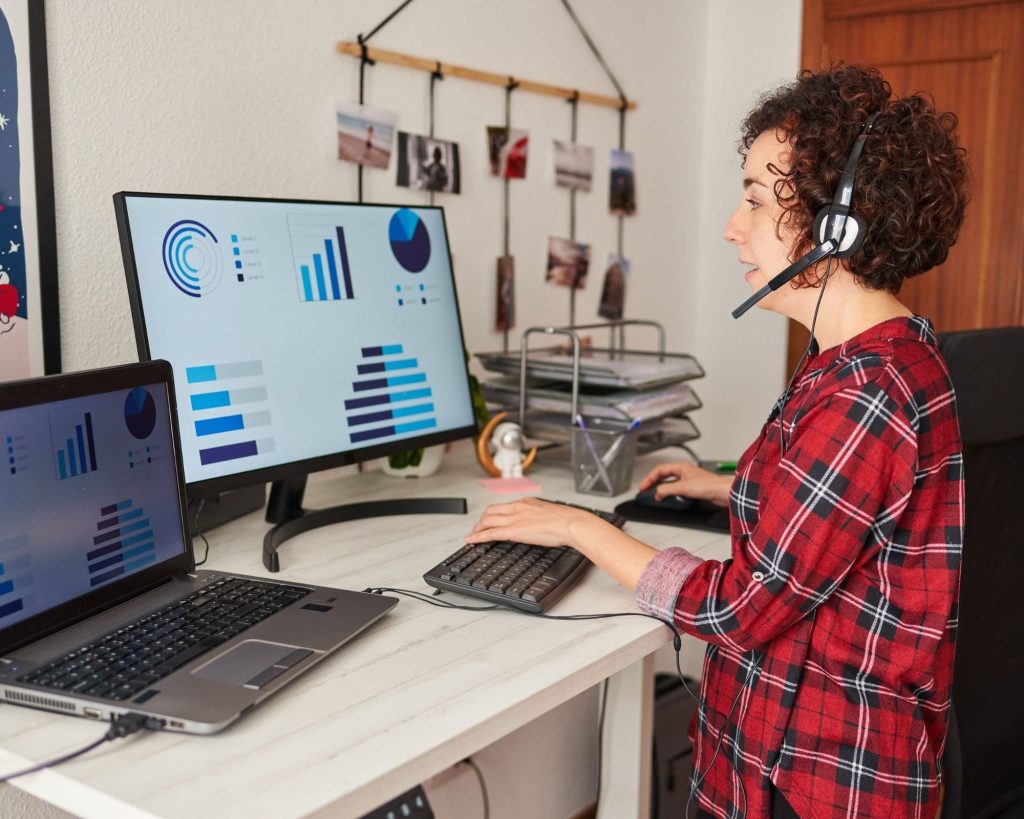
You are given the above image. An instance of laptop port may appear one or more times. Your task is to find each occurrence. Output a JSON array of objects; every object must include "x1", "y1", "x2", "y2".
[
  {"x1": 83, "y1": 707, "x2": 102, "y2": 720},
  {"x1": 168, "y1": 720, "x2": 185, "y2": 729}
]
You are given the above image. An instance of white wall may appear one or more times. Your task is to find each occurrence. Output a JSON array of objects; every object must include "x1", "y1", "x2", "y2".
[
  {"x1": 1, "y1": 2, "x2": 801, "y2": 816},
  {"x1": 44, "y1": 0, "x2": 799, "y2": 460}
]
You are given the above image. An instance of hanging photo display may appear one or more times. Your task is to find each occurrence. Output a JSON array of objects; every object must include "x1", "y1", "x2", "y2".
[
  {"x1": 609, "y1": 148, "x2": 636, "y2": 216},
  {"x1": 598, "y1": 255, "x2": 629, "y2": 319},
  {"x1": 336, "y1": 101, "x2": 397, "y2": 170},
  {"x1": 395, "y1": 132, "x2": 461, "y2": 193},
  {"x1": 495, "y1": 255, "x2": 515, "y2": 331},
  {"x1": 546, "y1": 236, "x2": 590, "y2": 289},
  {"x1": 487, "y1": 126, "x2": 529, "y2": 179},
  {"x1": 553, "y1": 140, "x2": 594, "y2": 191}
]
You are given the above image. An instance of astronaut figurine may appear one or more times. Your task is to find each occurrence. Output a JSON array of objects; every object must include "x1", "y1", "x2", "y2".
[
  {"x1": 491, "y1": 421, "x2": 527, "y2": 478},
  {"x1": 475, "y1": 411, "x2": 537, "y2": 479}
]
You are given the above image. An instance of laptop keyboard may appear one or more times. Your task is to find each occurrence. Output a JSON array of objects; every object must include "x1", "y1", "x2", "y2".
[{"x1": 20, "y1": 577, "x2": 311, "y2": 701}]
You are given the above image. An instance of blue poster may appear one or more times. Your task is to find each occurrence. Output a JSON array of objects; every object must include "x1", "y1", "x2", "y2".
[{"x1": 0, "y1": 9, "x2": 26, "y2": 331}]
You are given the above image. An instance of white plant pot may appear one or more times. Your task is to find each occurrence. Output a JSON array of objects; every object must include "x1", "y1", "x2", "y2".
[{"x1": 380, "y1": 444, "x2": 445, "y2": 478}]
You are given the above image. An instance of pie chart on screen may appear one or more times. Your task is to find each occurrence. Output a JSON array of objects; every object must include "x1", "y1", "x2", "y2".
[
  {"x1": 388, "y1": 208, "x2": 431, "y2": 273},
  {"x1": 124, "y1": 387, "x2": 157, "y2": 439}
]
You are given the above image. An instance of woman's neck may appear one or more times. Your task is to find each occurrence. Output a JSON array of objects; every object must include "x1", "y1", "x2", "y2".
[{"x1": 794, "y1": 269, "x2": 912, "y2": 353}]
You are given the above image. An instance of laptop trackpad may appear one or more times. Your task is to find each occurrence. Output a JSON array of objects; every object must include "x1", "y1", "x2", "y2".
[{"x1": 194, "y1": 640, "x2": 313, "y2": 689}]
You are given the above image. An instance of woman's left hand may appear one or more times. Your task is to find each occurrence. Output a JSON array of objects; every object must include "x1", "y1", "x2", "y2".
[{"x1": 465, "y1": 497, "x2": 593, "y2": 550}]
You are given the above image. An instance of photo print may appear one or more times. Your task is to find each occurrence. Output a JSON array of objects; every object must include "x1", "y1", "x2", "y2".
[
  {"x1": 545, "y1": 236, "x2": 591, "y2": 290},
  {"x1": 495, "y1": 255, "x2": 515, "y2": 331},
  {"x1": 553, "y1": 140, "x2": 594, "y2": 191},
  {"x1": 609, "y1": 148, "x2": 637, "y2": 216},
  {"x1": 598, "y1": 255, "x2": 630, "y2": 320},
  {"x1": 336, "y1": 101, "x2": 397, "y2": 170},
  {"x1": 395, "y1": 132, "x2": 461, "y2": 194},
  {"x1": 487, "y1": 126, "x2": 529, "y2": 179}
]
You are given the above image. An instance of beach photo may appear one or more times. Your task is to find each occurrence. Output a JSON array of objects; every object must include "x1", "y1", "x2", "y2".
[
  {"x1": 337, "y1": 100, "x2": 397, "y2": 170},
  {"x1": 395, "y1": 132, "x2": 461, "y2": 194},
  {"x1": 545, "y1": 236, "x2": 591, "y2": 289},
  {"x1": 554, "y1": 140, "x2": 593, "y2": 191}
]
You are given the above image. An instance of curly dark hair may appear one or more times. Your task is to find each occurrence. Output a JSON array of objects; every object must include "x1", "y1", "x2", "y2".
[{"x1": 740, "y1": 63, "x2": 969, "y2": 293}]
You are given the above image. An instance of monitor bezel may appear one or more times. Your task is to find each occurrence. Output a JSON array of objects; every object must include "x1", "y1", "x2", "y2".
[
  {"x1": 0, "y1": 360, "x2": 195, "y2": 655},
  {"x1": 113, "y1": 191, "x2": 479, "y2": 499}
]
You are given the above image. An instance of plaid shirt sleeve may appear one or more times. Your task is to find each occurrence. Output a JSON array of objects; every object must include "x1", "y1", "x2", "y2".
[{"x1": 639, "y1": 376, "x2": 918, "y2": 651}]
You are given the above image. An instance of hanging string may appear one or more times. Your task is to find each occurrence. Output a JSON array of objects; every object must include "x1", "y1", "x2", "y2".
[
  {"x1": 353, "y1": 0, "x2": 419, "y2": 203},
  {"x1": 360, "y1": 0, "x2": 418, "y2": 44},
  {"x1": 428, "y1": 62, "x2": 443, "y2": 207},
  {"x1": 559, "y1": 0, "x2": 628, "y2": 103},
  {"x1": 568, "y1": 90, "x2": 580, "y2": 328},
  {"x1": 502, "y1": 78, "x2": 518, "y2": 354},
  {"x1": 616, "y1": 99, "x2": 627, "y2": 352},
  {"x1": 355, "y1": 39, "x2": 376, "y2": 203}
]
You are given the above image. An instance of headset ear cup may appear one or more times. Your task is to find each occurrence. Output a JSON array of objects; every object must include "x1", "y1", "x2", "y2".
[{"x1": 813, "y1": 207, "x2": 865, "y2": 259}]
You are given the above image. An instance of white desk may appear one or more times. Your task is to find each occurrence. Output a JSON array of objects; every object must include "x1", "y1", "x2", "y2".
[{"x1": 0, "y1": 446, "x2": 730, "y2": 818}]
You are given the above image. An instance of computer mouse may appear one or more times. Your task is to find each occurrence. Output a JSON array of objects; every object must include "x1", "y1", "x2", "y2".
[{"x1": 633, "y1": 486, "x2": 697, "y2": 512}]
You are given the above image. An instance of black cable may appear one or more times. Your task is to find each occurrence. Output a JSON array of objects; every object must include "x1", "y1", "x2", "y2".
[
  {"x1": 777, "y1": 256, "x2": 835, "y2": 454},
  {"x1": 501, "y1": 78, "x2": 517, "y2": 354},
  {"x1": 0, "y1": 713, "x2": 154, "y2": 784},
  {"x1": 191, "y1": 497, "x2": 210, "y2": 567},
  {"x1": 461, "y1": 757, "x2": 490, "y2": 819}
]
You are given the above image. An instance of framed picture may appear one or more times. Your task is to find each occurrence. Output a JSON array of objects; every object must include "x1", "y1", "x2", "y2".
[{"x1": 0, "y1": 0, "x2": 60, "y2": 380}]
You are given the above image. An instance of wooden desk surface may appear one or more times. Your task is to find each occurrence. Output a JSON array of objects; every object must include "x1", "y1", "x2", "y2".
[{"x1": 0, "y1": 446, "x2": 731, "y2": 818}]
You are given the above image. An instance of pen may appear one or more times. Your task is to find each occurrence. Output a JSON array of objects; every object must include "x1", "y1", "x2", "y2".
[
  {"x1": 580, "y1": 418, "x2": 640, "y2": 491},
  {"x1": 715, "y1": 460, "x2": 737, "y2": 473},
  {"x1": 575, "y1": 414, "x2": 613, "y2": 493}
]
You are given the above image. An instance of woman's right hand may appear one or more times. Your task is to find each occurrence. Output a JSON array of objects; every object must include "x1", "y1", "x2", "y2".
[{"x1": 636, "y1": 462, "x2": 733, "y2": 507}]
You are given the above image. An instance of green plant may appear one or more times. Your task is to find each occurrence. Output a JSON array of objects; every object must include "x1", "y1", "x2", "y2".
[{"x1": 386, "y1": 350, "x2": 489, "y2": 470}]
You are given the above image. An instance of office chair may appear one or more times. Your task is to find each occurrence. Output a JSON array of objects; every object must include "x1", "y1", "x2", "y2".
[{"x1": 938, "y1": 327, "x2": 1024, "y2": 819}]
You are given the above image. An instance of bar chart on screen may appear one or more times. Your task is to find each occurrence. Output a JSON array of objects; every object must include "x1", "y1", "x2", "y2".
[
  {"x1": 287, "y1": 214, "x2": 356, "y2": 303},
  {"x1": 344, "y1": 343, "x2": 437, "y2": 445},
  {"x1": 50, "y1": 410, "x2": 99, "y2": 480},
  {"x1": 185, "y1": 360, "x2": 277, "y2": 466}
]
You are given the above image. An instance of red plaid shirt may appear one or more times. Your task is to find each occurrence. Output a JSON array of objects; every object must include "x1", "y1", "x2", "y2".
[{"x1": 636, "y1": 317, "x2": 963, "y2": 818}]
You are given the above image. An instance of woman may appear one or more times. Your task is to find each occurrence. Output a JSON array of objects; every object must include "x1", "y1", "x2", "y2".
[{"x1": 466, "y1": 64, "x2": 967, "y2": 818}]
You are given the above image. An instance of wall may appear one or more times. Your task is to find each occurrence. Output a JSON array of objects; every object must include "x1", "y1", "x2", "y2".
[
  {"x1": 1, "y1": 1, "x2": 801, "y2": 816},
  {"x1": 42, "y1": 0, "x2": 799, "y2": 459}
]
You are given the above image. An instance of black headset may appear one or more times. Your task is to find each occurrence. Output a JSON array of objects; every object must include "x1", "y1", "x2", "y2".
[{"x1": 731, "y1": 112, "x2": 880, "y2": 319}]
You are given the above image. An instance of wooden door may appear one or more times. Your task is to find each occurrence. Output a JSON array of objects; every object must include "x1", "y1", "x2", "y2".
[{"x1": 789, "y1": 0, "x2": 1024, "y2": 373}]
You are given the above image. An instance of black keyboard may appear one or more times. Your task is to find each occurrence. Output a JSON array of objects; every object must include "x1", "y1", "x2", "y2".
[
  {"x1": 21, "y1": 577, "x2": 311, "y2": 702},
  {"x1": 423, "y1": 501, "x2": 626, "y2": 613}
]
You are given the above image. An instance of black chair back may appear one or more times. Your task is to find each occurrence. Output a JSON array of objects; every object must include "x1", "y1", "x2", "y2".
[{"x1": 939, "y1": 327, "x2": 1024, "y2": 818}]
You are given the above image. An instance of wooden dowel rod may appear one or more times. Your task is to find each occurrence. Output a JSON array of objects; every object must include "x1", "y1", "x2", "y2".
[{"x1": 338, "y1": 41, "x2": 636, "y2": 111}]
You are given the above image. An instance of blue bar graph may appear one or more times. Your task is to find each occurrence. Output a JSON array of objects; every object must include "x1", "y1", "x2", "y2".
[
  {"x1": 288, "y1": 215, "x2": 356, "y2": 303},
  {"x1": 345, "y1": 343, "x2": 439, "y2": 444},
  {"x1": 87, "y1": 500, "x2": 157, "y2": 588},
  {"x1": 52, "y1": 412, "x2": 98, "y2": 480}
]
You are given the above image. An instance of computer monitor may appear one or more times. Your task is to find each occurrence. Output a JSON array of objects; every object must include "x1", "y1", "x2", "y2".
[{"x1": 113, "y1": 193, "x2": 477, "y2": 568}]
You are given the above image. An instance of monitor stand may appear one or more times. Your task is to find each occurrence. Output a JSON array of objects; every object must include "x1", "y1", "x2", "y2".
[
  {"x1": 261, "y1": 474, "x2": 467, "y2": 572},
  {"x1": 190, "y1": 484, "x2": 267, "y2": 535}
]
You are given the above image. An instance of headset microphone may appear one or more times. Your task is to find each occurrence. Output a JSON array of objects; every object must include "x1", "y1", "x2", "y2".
[{"x1": 731, "y1": 112, "x2": 879, "y2": 320}]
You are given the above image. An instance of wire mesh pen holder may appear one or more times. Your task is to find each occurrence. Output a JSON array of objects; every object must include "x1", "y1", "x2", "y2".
[{"x1": 571, "y1": 421, "x2": 638, "y2": 496}]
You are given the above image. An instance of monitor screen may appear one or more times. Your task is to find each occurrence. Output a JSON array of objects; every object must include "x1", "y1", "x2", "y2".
[{"x1": 114, "y1": 194, "x2": 477, "y2": 495}]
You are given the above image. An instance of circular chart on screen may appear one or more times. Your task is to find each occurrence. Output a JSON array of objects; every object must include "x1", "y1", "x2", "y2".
[
  {"x1": 388, "y1": 208, "x2": 431, "y2": 273},
  {"x1": 161, "y1": 219, "x2": 223, "y2": 297},
  {"x1": 124, "y1": 387, "x2": 157, "y2": 439}
]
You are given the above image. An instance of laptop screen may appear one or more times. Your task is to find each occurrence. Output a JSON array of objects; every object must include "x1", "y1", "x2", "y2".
[{"x1": 0, "y1": 377, "x2": 189, "y2": 635}]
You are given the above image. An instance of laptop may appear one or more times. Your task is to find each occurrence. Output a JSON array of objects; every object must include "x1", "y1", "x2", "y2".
[{"x1": 0, "y1": 360, "x2": 396, "y2": 734}]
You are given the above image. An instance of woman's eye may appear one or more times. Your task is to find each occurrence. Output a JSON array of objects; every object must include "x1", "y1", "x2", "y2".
[{"x1": 746, "y1": 198, "x2": 761, "y2": 211}]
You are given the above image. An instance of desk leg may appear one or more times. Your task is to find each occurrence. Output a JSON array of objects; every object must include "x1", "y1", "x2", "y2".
[{"x1": 597, "y1": 653, "x2": 654, "y2": 819}]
